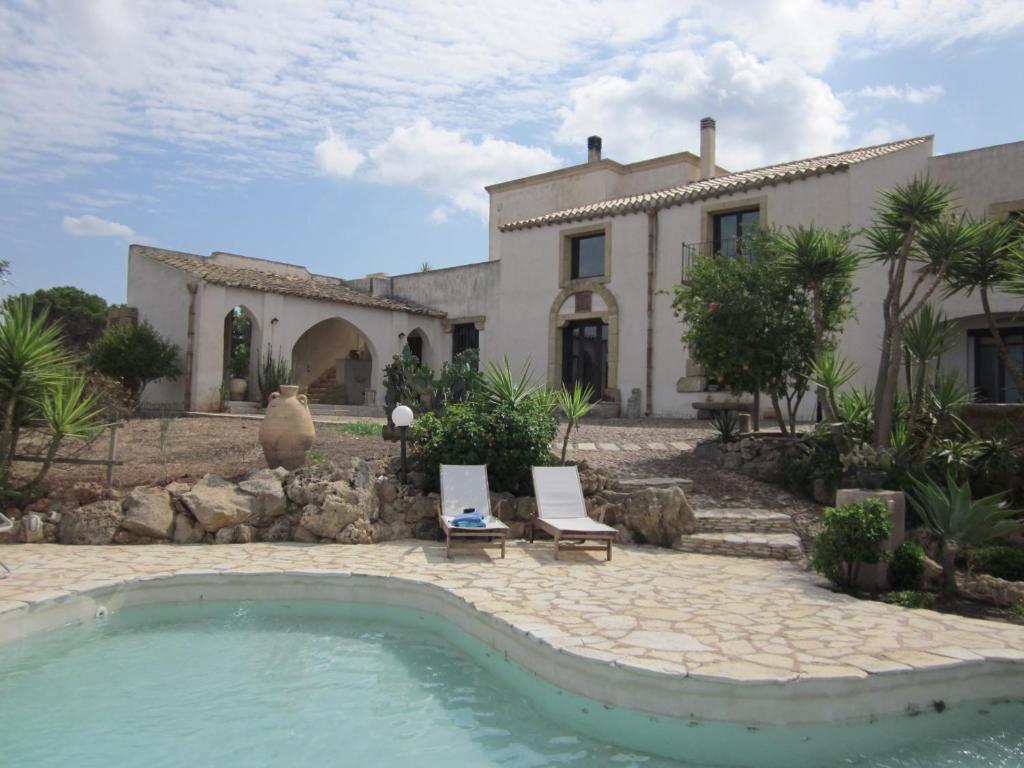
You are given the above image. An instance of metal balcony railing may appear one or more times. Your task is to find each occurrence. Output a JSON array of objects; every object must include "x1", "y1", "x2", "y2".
[{"x1": 680, "y1": 237, "x2": 755, "y2": 282}]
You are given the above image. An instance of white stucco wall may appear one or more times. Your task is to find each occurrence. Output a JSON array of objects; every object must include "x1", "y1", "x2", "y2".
[
  {"x1": 128, "y1": 247, "x2": 445, "y2": 412},
  {"x1": 126, "y1": 249, "x2": 195, "y2": 409}
]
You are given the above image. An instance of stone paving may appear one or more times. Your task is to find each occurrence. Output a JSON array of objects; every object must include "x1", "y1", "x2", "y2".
[{"x1": 2, "y1": 541, "x2": 1023, "y2": 684}]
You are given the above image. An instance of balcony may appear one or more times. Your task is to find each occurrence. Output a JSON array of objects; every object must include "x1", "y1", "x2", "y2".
[{"x1": 680, "y1": 237, "x2": 755, "y2": 283}]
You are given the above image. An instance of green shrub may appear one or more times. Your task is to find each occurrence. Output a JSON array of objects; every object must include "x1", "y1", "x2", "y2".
[
  {"x1": 412, "y1": 391, "x2": 557, "y2": 495},
  {"x1": 966, "y1": 545, "x2": 1024, "y2": 583},
  {"x1": 888, "y1": 542, "x2": 926, "y2": 591},
  {"x1": 811, "y1": 499, "x2": 892, "y2": 590},
  {"x1": 886, "y1": 590, "x2": 936, "y2": 610},
  {"x1": 89, "y1": 321, "x2": 181, "y2": 402}
]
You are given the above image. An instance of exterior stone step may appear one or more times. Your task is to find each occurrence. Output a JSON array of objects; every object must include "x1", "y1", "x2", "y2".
[
  {"x1": 674, "y1": 532, "x2": 803, "y2": 560},
  {"x1": 694, "y1": 508, "x2": 793, "y2": 534},
  {"x1": 224, "y1": 400, "x2": 261, "y2": 415}
]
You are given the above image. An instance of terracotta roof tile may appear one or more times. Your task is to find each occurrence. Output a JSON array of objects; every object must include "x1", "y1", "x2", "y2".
[
  {"x1": 136, "y1": 247, "x2": 444, "y2": 317},
  {"x1": 499, "y1": 136, "x2": 931, "y2": 231}
]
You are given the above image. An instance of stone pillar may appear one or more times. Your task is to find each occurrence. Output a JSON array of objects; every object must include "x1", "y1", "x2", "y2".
[{"x1": 835, "y1": 489, "x2": 905, "y2": 590}]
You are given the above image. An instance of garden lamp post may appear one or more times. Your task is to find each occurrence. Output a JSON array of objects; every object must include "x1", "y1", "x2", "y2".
[{"x1": 391, "y1": 404, "x2": 414, "y2": 484}]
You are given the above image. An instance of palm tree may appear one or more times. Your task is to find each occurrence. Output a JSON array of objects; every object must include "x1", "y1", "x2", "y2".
[
  {"x1": 945, "y1": 218, "x2": 1024, "y2": 396},
  {"x1": 775, "y1": 225, "x2": 858, "y2": 422},
  {"x1": 907, "y1": 474, "x2": 1022, "y2": 596},
  {"x1": 861, "y1": 179, "x2": 980, "y2": 448}
]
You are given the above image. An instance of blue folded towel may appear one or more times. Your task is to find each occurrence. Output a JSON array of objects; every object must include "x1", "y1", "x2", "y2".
[{"x1": 452, "y1": 509, "x2": 485, "y2": 528}]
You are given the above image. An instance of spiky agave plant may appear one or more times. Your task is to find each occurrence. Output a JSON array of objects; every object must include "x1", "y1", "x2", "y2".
[
  {"x1": 481, "y1": 357, "x2": 538, "y2": 409},
  {"x1": 908, "y1": 474, "x2": 1022, "y2": 596}
]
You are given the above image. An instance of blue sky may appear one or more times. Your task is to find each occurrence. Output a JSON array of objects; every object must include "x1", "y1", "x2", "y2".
[{"x1": 2, "y1": 0, "x2": 1023, "y2": 304}]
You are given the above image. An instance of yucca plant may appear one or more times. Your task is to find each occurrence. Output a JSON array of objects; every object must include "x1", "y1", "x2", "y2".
[
  {"x1": 0, "y1": 299, "x2": 69, "y2": 472},
  {"x1": 481, "y1": 357, "x2": 538, "y2": 408},
  {"x1": 26, "y1": 374, "x2": 103, "y2": 492},
  {"x1": 556, "y1": 381, "x2": 596, "y2": 464},
  {"x1": 902, "y1": 304, "x2": 956, "y2": 426},
  {"x1": 908, "y1": 474, "x2": 1022, "y2": 595},
  {"x1": 808, "y1": 351, "x2": 859, "y2": 423}
]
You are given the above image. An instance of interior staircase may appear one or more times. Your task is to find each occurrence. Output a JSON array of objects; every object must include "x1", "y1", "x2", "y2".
[
  {"x1": 304, "y1": 368, "x2": 338, "y2": 405},
  {"x1": 675, "y1": 507, "x2": 803, "y2": 560}
]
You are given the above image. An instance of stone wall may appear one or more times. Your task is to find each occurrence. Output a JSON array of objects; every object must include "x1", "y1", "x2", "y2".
[
  {"x1": 693, "y1": 435, "x2": 802, "y2": 483},
  {"x1": 0, "y1": 461, "x2": 695, "y2": 549}
]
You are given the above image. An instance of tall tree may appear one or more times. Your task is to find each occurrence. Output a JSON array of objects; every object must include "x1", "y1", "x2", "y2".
[
  {"x1": 3, "y1": 286, "x2": 108, "y2": 356},
  {"x1": 774, "y1": 226, "x2": 858, "y2": 421},
  {"x1": 943, "y1": 217, "x2": 1024, "y2": 397},
  {"x1": 862, "y1": 178, "x2": 980, "y2": 448}
]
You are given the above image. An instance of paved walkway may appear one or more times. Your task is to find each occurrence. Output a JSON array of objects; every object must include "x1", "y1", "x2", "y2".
[
  {"x1": 2, "y1": 542, "x2": 1022, "y2": 685},
  {"x1": 562, "y1": 441, "x2": 692, "y2": 452}
]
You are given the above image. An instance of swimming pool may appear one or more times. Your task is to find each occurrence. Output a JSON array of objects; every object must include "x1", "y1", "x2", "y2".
[{"x1": 1, "y1": 599, "x2": 1021, "y2": 767}]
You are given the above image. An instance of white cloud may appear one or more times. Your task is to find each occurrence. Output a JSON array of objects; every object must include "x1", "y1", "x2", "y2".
[
  {"x1": 856, "y1": 84, "x2": 944, "y2": 104},
  {"x1": 314, "y1": 128, "x2": 365, "y2": 177},
  {"x1": 557, "y1": 42, "x2": 848, "y2": 170},
  {"x1": 0, "y1": 0, "x2": 1021, "y2": 194},
  {"x1": 363, "y1": 119, "x2": 560, "y2": 219},
  {"x1": 427, "y1": 205, "x2": 452, "y2": 224},
  {"x1": 62, "y1": 214, "x2": 138, "y2": 240}
]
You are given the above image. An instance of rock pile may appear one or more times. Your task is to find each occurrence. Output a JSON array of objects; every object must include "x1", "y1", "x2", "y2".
[{"x1": 0, "y1": 460, "x2": 696, "y2": 549}]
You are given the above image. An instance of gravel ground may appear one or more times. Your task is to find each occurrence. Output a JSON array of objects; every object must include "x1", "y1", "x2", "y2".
[{"x1": 20, "y1": 415, "x2": 822, "y2": 543}]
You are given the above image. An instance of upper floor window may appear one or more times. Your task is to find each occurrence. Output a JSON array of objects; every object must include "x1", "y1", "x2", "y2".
[
  {"x1": 974, "y1": 328, "x2": 1023, "y2": 404},
  {"x1": 713, "y1": 208, "x2": 759, "y2": 259},
  {"x1": 571, "y1": 233, "x2": 605, "y2": 280}
]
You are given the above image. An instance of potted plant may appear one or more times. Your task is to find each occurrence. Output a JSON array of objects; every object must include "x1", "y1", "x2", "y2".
[{"x1": 229, "y1": 344, "x2": 249, "y2": 401}]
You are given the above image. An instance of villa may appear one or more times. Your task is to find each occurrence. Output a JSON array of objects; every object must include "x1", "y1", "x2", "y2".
[{"x1": 127, "y1": 121, "x2": 1024, "y2": 415}]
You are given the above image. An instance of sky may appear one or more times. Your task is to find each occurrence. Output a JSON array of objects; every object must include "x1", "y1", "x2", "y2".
[{"x1": 2, "y1": 1, "x2": 1023, "y2": 304}]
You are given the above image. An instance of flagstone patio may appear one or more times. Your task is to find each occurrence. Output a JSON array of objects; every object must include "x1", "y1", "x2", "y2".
[{"x1": 3, "y1": 541, "x2": 1022, "y2": 684}]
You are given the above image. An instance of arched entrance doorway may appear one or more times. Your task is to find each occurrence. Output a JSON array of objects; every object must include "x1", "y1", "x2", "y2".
[
  {"x1": 406, "y1": 327, "x2": 431, "y2": 366},
  {"x1": 292, "y1": 317, "x2": 375, "y2": 405},
  {"x1": 223, "y1": 306, "x2": 259, "y2": 402}
]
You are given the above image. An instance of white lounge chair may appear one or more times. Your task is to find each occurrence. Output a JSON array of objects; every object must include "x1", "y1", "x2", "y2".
[
  {"x1": 0, "y1": 510, "x2": 13, "y2": 578},
  {"x1": 530, "y1": 466, "x2": 616, "y2": 561},
  {"x1": 438, "y1": 464, "x2": 509, "y2": 559}
]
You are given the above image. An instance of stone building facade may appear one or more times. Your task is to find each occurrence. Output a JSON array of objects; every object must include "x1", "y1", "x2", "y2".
[{"x1": 127, "y1": 121, "x2": 1024, "y2": 417}]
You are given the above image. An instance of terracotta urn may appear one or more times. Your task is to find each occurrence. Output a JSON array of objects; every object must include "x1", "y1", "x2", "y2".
[
  {"x1": 258, "y1": 385, "x2": 315, "y2": 470},
  {"x1": 229, "y1": 377, "x2": 248, "y2": 401}
]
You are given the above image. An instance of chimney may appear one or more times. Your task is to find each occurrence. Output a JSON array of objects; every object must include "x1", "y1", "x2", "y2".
[
  {"x1": 587, "y1": 135, "x2": 602, "y2": 163},
  {"x1": 699, "y1": 117, "x2": 716, "y2": 180}
]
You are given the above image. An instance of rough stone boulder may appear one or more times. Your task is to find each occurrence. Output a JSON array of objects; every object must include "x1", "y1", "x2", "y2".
[
  {"x1": 172, "y1": 513, "x2": 205, "y2": 544},
  {"x1": 59, "y1": 499, "x2": 123, "y2": 545},
  {"x1": 214, "y1": 524, "x2": 254, "y2": 544},
  {"x1": 599, "y1": 486, "x2": 696, "y2": 547},
  {"x1": 181, "y1": 474, "x2": 254, "y2": 532},
  {"x1": 238, "y1": 468, "x2": 288, "y2": 525},
  {"x1": 122, "y1": 486, "x2": 175, "y2": 539},
  {"x1": 299, "y1": 496, "x2": 362, "y2": 539}
]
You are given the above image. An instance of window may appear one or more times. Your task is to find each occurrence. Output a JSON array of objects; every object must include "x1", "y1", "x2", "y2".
[
  {"x1": 562, "y1": 319, "x2": 607, "y2": 399},
  {"x1": 713, "y1": 208, "x2": 759, "y2": 259},
  {"x1": 571, "y1": 233, "x2": 605, "y2": 280},
  {"x1": 451, "y1": 323, "x2": 479, "y2": 359},
  {"x1": 973, "y1": 328, "x2": 1023, "y2": 403}
]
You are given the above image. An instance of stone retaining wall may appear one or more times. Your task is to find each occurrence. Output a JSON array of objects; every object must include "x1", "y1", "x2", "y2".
[
  {"x1": 693, "y1": 435, "x2": 803, "y2": 483},
  {"x1": 0, "y1": 460, "x2": 696, "y2": 549}
]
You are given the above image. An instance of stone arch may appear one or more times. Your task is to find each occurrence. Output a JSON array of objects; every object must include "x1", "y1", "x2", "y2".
[
  {"x1": 547, "y1": 279, "x2": 619, "y2": 400},
  {"x1": 223, "y1": 305, "x2": 261, "y2": 401},
  {"x1": 406, "y1": 327, "x2": 431, "y2": 366},
  {"x1": 291, "y1": 317, "x2": 377, "y2": 405}
]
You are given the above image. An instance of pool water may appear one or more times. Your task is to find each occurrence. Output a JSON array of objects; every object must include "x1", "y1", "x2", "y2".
[{"x1": 1, "y1": 601, "x2": 1022, "y2": 768}]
